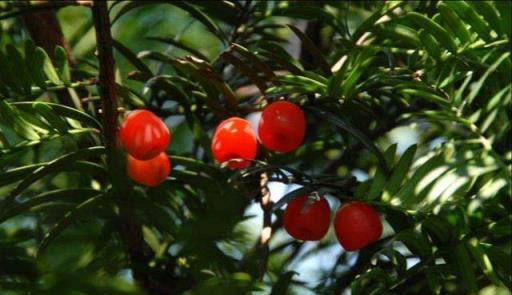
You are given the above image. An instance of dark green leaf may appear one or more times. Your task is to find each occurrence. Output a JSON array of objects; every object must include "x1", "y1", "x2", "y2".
[
  {"x1": 466, "y1": 238, "x2": 501, "y2": 286},
  {"x1": 6, "y1": 44, "x2": 32, "y2": 94},
  {"x1": 113, "y1": 2, "x2": 227, "y2": 42},
  {"x1": 426, "y1": 268, "x2": 442, "y2": 295},
  {"x1": 308, "y1": 107, "x2": 390, "y2": 175},
  {"x1": 352, "y1": 1, "x2": 403, "y2": 42},
  {"x1": 0, "y1": 163, "x2": 44, "y2": 187},
  {"x1": 0, "y1": 51, "x2": 25, "y2": 94},
  {"x1": 451, "y1": 243, "x2": 478, "y2": 294},
  {"x1": 484, "y1": 244, "x2": 512, "y2": 286},
  {"x1": 221, "y1": 51, "x2": 267, "y2": 94},
  {"x1": 374, "y1": 22, "x2": 421, "y2": 48},
  {"x1": 464, "y1": 52, "x2": 510, "y2": 107},
  {"x1": 327, "y1": 55, "x2": 350, "y2": 98},
  {"x1": 272, "y1": 186, "x2": 312, "y2": 212},
  {"x1": 255, "y1": 41, "x2": 303, "y2": 75},
  {"x1": 367, "y1": 144, "x2": 396, "y2": 200},
  {"x1": 55, "y1": 46, "x2": 71, "y2": 84},
  {"x1": 0, "y1": 100, "x2": 40, "y2": 140},
  {"x1": 271, "y1": 5, "x2": 341, "y2": 34},
  {"x1": 438, "y1": 3, "x2": 472, "y2": 45},
  {"x1": 418, "y1": 29, "x2": 442, "y2": 61},
  {"x1": 117, "y1": 84, "x2": 146, "y2": 108},
  {"x1": 395, "y1": 229, "x2": 432, "y2": 258},
  {"x1": 171, "y1": 1, "x2": 227, "y2": 42},
  {"x1": 184, "y1": 272, "x2": 259, "y2": 295},
  {"x1": 270, "y1": 271, "x2": 297, "y2": 295},
  {"x1": 37, "y1": 193, "x2": 104, "y2": 256},
  {"x1": 231, "y1": 43, "x2": 276, "y2": 80},
  {"x1": 12, "y1": 101, "x2": 102, "y2": 130},
  {"x1": 468, "y1": 1, "x2": 503, "y2": 37},
  {"x1": 383, "y1": 144, "x2": 417, "y2": 200},
  {"x1": 132, "y1": 191, "x2": 177, "y2": 234},
  {"x1": 147, "y1": 36, "x2": 210, "y2": 61},
  {"x1": 444, "y1": 1, "x2": 492, "y2": 42},
  {"x1": 354, "y1": 180, "x2": 371, "y2": 200},
  {"x1": 33, "y1": 102, "x2": 69, "y2": 133},
  {"x1": 24, "y1": 40, "x2": 47, "y2": 88},
  {"x1": 422, "y1": 216, "x2": 452, "y2": 246},
  {"x1": 3, "y1": 147, "x2": 105, "y2": 206},
  {"x1": 174, "y1": 57, "x2": 238, "y2": 112},
  {"x1": 274, "y1": 75, "x2": 326, "y2": 95},
  {"x1": 113, "y1": 39, "x2": 153, "y2": 75},
  {"x1": 494, "y1": 1, "x2": 511, "y2": 38},
  {"x1": 400, "y1": 88, "x2": 450, "y2": 108},
  {"x1": 287, "y1": 24, "x2": 331, "y2": 75},
  {"x1": 406, "y1": 12, "x2": 458, "y2": 54},
  {"x1": 0, "y1": 188, "x2": 100, "y2": 223}
]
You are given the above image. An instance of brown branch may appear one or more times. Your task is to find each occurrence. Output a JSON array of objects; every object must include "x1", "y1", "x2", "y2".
[
  {"x1": 258, "y1": 172, "x2": 273, "y2": 280},
  {"x1": 91, "y1": 0, "x2": 117, "y2": 151},
  {"x1": 91, "y1": 2, "x2": 167, "y2": 294},
  {"x1": 22, "y1": 0, "x2": 80, "y2": 108},
  {"x1": 22, "y1": 11, "x2": 75, "y2": 64}
]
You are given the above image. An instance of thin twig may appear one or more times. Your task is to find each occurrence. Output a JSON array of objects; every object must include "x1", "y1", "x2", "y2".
[{"x1": 258, "y1": 171, "x2": 273, "y2": 280}]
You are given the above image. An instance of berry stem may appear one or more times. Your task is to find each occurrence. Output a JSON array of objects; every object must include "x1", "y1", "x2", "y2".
[{"x1": 258, "y1": 171, "x2": 273, "y2": 280}]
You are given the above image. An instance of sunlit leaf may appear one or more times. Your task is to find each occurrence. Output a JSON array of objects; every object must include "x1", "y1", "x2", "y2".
[{"x1": 35, "y1": 47, "x2": 62, "y2": 85}]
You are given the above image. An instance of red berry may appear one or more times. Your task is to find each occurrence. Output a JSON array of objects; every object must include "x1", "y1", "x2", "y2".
[
  {"x1": 258, "y1": 101, "x2": 306, "y2": 153},
  {"x1": 283, "y1": 195, "x2": 331, "y2": 241},
  {"x1": 127, "y1": 152, "x2": 170, "y2": 187},
  {"x1": 211, "y1": 117, "x2": 258, "y2": 169},
  {"x1": 120, "y1": 110, "x2": 170, "y2": 160},
  {"x1": 334, "y1": 202, "x2": 383, "y2": 251}
]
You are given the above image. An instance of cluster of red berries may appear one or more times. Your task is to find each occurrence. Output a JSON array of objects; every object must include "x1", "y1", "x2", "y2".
[
  {"x1": 119, "y1": 110, "x2": 171, "y2": 187},
  {"x1": 122, "y1": 104, "x2": 381, "y2": 251},
  {"x1": 284, "y1": 196, "x2": 382, "y2": 251},
  {"x1": 211, "y1": 101, "x2": 306, "y2": 168},
  {"x1": 211, "y1": 101, "x2": 382, "y2": 251}
]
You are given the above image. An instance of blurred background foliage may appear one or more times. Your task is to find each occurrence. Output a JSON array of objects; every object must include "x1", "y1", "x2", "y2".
[{"x1": 0, "y1": 1, "x2": 511, "y2": 294}]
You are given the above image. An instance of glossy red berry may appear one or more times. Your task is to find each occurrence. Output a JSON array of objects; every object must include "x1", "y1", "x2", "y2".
[
  {"x1": 334, "y1": 202, "x2": 383, "y2": 251},
  {"x1": 283, "y1": 195, "x2": 331, "y2": 241},
  {"x1": 120, "y1": 110, "x2": 170, "y2": 160},
  {"x1": 211, "y1": 117, "x2": 258, "y2": 169},
  {"x1": 127, "y1": 152, "x2": 170, "y2": 187},
  {"x1": 258, "y1": 101, "x2": 306, "y2": 153}
]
